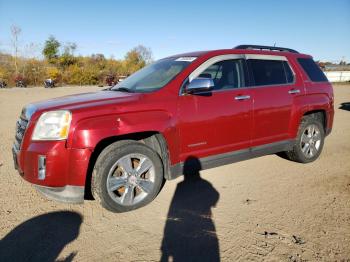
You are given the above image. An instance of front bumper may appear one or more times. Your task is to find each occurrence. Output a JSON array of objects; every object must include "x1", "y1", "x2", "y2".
[
  {"x1": 35, "y1": 185, "x2": 84, "y2": 203},
  {"x1": 13, "y1": 140, "x2": 92, "y2": 203}
]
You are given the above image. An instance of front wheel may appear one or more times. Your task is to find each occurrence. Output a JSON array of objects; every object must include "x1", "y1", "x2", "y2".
[
  {"x1": 284, "y1": 115, "x2": 325, "y2": 163},
  {"x1": 91, "y1": 140, "x2": 164, "y2": 212}
]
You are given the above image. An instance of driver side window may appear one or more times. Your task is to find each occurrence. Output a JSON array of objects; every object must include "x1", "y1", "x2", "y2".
[{"x1": 198, "y1": 59, "x2": 246, "y2": 90}]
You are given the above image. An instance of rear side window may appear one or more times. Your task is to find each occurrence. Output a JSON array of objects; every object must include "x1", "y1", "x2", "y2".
[
  {"x1": 297, "y1": 58, "x2": 328, "y2": 82},
  {"x1": 283, "y1": 61, "x2": 294, "y2": 83},
  {"x1": 248, "y1": 59, "x2": 294, "y2": 86}
]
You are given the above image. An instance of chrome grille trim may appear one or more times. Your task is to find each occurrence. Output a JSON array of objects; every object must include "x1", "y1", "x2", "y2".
[{"x1": 14, "y1": 117, "x2": 29, "y2": 150}]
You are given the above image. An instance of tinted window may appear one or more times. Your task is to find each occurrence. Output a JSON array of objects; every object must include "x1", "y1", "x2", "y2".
[
  {"x1": 249, "y1": 59, "x2": 291, "y2": 86},
  {"x1": 198, "y1": 59, "x2": 245, "y2": 90},
  {"x1": 297, "y1": 58, "x2": 328, "y2": 82},
  {"x1": 283, "y1": 61, "x2": 294, "y2": 83}
]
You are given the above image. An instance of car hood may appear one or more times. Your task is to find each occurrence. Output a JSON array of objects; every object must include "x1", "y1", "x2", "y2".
[{"x1": 23, "y1": 90, "x2": 139, "y2": 120}]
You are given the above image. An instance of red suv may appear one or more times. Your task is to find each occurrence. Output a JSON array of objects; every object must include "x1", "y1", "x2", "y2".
[{"x1": 13, "y1": 45, "x2": 334, "y2": 212}]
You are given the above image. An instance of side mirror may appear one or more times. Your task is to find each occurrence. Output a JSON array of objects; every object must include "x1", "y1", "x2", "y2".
[{"x1": 186, "y1": 78, "x2": 214, "y2": 94}]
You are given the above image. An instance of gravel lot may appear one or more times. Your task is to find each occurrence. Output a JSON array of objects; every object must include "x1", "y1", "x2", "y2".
[{"x1": 0, "y1": 85, "x2": 349, "y2": 261}]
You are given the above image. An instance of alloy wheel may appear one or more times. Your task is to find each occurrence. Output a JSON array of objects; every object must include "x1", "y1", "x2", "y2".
[
  {"x1": 300, "y1": 124, "x2": 322, "y2": 158},
  {"x1": 106, "y1": 153, "x2": 156, "y2": 206}
]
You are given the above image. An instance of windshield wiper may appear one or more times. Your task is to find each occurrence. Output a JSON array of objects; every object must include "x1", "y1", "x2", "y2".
[{"x1": 112, "y1": 87, "x2": 134, "y2": 93}]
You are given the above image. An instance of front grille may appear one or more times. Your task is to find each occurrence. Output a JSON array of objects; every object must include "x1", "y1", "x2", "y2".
[{"x1": 14, "y1": 117, "x2": 29, "y2": 150}]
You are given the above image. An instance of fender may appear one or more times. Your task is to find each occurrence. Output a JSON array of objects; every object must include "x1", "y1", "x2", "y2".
[
  {"x1": 68, "y1": 110, "x2": 180, "y2": 164},
  {"x1": 307, "y1": 93, "x2": 334, "y2": 132},
  {"x1": 289, "y1": 93, "x2": 331, "y2": 138}
]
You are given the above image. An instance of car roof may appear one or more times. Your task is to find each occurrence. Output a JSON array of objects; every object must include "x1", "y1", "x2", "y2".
[
  {"x1": 166, "y1": 51, "x2": 210, "y2": 59},
  {"x1": 167, "y1": 48, "x2": 311, "y2": 60}
]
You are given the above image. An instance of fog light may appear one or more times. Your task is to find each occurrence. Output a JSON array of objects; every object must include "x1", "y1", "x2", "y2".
[{"x1": 38, "y1": 155, "x2": 46, "y2": 180}]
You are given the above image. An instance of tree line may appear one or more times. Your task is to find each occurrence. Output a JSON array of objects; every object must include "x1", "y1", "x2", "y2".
[{"x1": 0, "y1": 25, "x2": 153, "y2": 87}]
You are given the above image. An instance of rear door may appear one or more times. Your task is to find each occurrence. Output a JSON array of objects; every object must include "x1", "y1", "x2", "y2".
[{"x1": 247, "y1": 55, "x2": 303, "y2": 146}]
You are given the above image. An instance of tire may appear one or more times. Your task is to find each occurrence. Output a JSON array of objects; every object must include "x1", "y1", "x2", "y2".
[
  {"x1": 91, "y1": 140, "x2": 164, "y2": 212},
  {"x1": 284, "y1": 114, "x2": 325, "y2": 163}
]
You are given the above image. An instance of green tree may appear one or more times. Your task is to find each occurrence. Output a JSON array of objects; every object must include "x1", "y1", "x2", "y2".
[
  {"x1": 58, "y1": 42, "x2": 77, "y2": 68},
  {"x1": 43, "y1": 36, "x2": 60, "y2": 63},
  {"x1": 123, "y1": 45, "x2": 153, "y2": 75},
  {"x1": 124, "y1": 51, "x2": 143, "y2": 74},
  {"x1": 21, "y1": 58, "x2": 46, "y2": 86},
  {"x1": 1, "y1": 41, "x2": 151, "y2": 87}
]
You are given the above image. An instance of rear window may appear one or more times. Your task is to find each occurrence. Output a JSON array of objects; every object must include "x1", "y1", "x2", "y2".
[
  {"x1": 297, "y1": 58, "x2": 328, "y2": 82},
  {"x1": 248, "y1": 59, "x2": 294, "y2": 86}
]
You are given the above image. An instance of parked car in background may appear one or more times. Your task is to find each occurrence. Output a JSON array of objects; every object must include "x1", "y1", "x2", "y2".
[
  {"x1": 44, "y1": 79, "x2": 55, "y2": 88},
  {"x1": 14, "y1": 76, "x2": 27, "y2": 88},
  {"x1": 0, "y1": 80, "x2": 7, "y2": 88},
  {"x1": 117, "y1": 75, "x2": 127, "y2": 83},
  {"x1": 15, "y1": 80, "x2": 27, "y2": 88},
  {"x1": 13, "y1": 45, "x2": 334, "y2": 212},
  {"x1": 105, "y1": 75, "x2": 129, "y2": 87},
  {"x1": 105, "y1": 75, "x2": 116, "y2": 86}
]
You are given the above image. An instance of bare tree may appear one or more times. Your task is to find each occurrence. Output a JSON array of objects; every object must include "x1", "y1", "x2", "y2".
[
  {"x1": 23, "y1": 42, "x2": 41, "y2": 59},
  {"x1": 133, "y1": 45, "x2": 153, "y2": 64},
  {"x1": 67, "y1": 42, "x2": 77, "y2": 55},
  {"x1": 10, "y1": 25, "x2": 22, "y2": 74}
]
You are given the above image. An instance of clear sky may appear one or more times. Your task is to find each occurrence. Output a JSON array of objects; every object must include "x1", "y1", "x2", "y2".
[{"x1": 0, "y1": 0, "x2": 349, "y2": 62}]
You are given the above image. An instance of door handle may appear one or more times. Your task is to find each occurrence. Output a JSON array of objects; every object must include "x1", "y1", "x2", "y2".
[
  {"x1": 288, "y1": 89, "x2": 300, "y2": 94},
  {"x1": 235, "y1": 95, "x2": 250, "y2": 101}
]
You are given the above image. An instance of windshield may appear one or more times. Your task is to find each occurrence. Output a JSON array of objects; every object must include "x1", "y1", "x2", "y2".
[{"x1": 111, "y1": 57, "x2": 195, "y2": 93}]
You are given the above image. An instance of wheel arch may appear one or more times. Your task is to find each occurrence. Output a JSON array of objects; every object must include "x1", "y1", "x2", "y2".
[
  {"x1": 303, "y1": 109, "x2": 327, "y2": 133},
  {"x1": 84, "y1": 131, "x2": 172, "y2": 199}
]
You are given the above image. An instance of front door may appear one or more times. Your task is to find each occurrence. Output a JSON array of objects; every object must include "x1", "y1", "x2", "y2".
[{"x1": 177, "y1": 57, "x2": 253, "y2": 162}]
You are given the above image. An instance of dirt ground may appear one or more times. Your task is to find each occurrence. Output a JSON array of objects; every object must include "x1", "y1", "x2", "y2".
[{"x1": 0, "y1": 85, "x2": 349, "y2": 262}]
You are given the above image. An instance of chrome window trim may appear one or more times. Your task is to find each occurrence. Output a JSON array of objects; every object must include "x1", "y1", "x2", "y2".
[
  {"x1": 180, "y1": 77, "x2": 297, "y2": 96},
  {"x1": 244, "y1": 54, "x2": 288, "y2": 61},
  {"x1": 180, "y1": 54, "x2": 296, "y2": 96},
  {"x1": 180, "y1": 86, "x2": 252, "y2": 96},
  {"x1": 244, "y1": 82, "x2": 296, "y2": 89},
  {"x1": 179, "y1": 54, "x2": 245, "y2": 96},
  {"x1": 189, "y1": 54, "x2": 245, "y2": 82}
]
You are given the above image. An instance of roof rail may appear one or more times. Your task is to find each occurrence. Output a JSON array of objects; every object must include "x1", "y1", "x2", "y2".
[{"x1": 234, "y1": 45, "x2": 299, "y2": 54}]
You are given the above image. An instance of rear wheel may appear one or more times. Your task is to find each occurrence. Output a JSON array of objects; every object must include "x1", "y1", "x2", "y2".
[
  {"x1": 92, "y1": 140, "x2": 164, "y2": 212},
  {"x1": 284, "y1": 115, "x2": 325, "y2": 163}
]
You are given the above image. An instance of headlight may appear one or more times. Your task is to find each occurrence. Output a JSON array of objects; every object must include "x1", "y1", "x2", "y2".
[{"x1": 32, "y1": 110, "x2": 72, "y2": 141}]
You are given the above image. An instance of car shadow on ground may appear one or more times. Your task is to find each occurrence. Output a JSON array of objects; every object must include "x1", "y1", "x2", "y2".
[
  {"x1": 0, "y1": 211, "x2": 82, "y2": 262},
  {"x1": 339, "y1": 102, "x2": 350, "y2": 111},
  {"x1": 160, "y1": 156, "x2": 220, "y2": 262}
]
